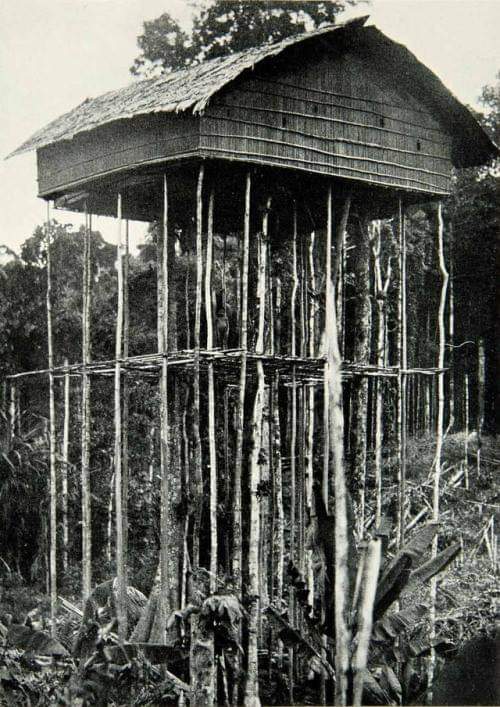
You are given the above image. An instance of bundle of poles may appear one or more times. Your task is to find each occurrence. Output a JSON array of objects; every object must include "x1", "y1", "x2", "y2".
[{"x1": 5, "y1": 164, "x2": 457, "y2": 705}]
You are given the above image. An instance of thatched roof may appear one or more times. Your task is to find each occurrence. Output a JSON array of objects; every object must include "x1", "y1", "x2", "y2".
[{"x1": 8, "y1": 16, "x2": 497, "y2": 166}]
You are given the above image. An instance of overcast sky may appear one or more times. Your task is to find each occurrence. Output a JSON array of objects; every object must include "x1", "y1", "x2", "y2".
[{"x1": 1, "y1": 0, "x2": 499, "y2": 253}]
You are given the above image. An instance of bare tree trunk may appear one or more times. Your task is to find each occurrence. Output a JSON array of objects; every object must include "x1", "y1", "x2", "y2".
[
  {"x1": 352, "y1": 537, "x2": 382, "y2": 707},
  {"x1": 349, "y1": 214, "x2": 372, "y2": 536},
  {"x1": 81, "y1": 206, "x2": 92, "y2": 600},
  {"x1": 326, "y1": 187, "x2": 352, "y2": 705},
  {"x1": 428, "y1": 201, "x2": 449, "y2": 701},
  {"x1": 114, "y1": 193, "x2": 127, "y2": 640},
  {"x1": 448, "y1": 226, "x2": 455, "y2": 429},
  {"x1": 62, "y1": 358, "x2": 70, "y2": 574},
  {"x1": 46, "y1": 205, "x2": 57, "y2": 637},
  {"x1": 369, "y1": 222, "x2": 392, "y2": 526},
  {"x1": 244, "y1": 205, "x2": 268, "y2": 707}
]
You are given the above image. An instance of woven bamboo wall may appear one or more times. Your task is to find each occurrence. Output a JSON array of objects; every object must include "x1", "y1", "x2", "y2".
[
  {"x1": 37, "y1": 46, "x2": 453, "y2": 199},
  {"x1": 200, "y1": 51, "x2": 452, "y2": 194},
  {"x1": 37, "y1": 113, "x2": 199, "y2": 196}
]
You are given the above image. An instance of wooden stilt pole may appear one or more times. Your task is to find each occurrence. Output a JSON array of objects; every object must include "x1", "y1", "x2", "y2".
[
  {"x1": 464, "y1": 374, "x2": 469, "y2": 489},
  {"x1": 46, "y1": 203, "x2": 57, "y2": 638},
  {"x1": 205, "y1": 186, "x2": 217, "y2": 591},
  {"x1": 428, "y1": 200, "x2": 449, "y2": 701},
  {"x1": 9, "y1": 383, "x2": 15, "y2": 444},
  {"x1": 122, "y1": 220, "x2": 130, "y2": 578},
  {"x1": 62, "y1": 357, "x2": 70, "y2": 574},
  {"x1": 326, "y1": 186, "x2": 352, "y2": 706},
  {"x1": 306, "y1": 229, "x2": 316, "y2": 604},
  {"x1": 288, "y1": 199, "x2": 298, "y2": 705},
  {"x1": 81, "y1": 205, "x2": 92, "y2": 600},
  {"x1": 244, "y1": 197, "x2": 269, "y2": 707},
  {"x1": 232, "y1": 170, "x2": 251, "y2": 707},
  {"x1": 397, "y1": 197, "x2": 408, "y2": 549},
  {"x1": 150, "y1": 174, "x2": 171, "y2": 643},
  {"x1": 114, "y1": 193, "x2": 127, "y2": 640},
  {"x1": 233, "y1": 171, "x2": 251, "y2": 593}
]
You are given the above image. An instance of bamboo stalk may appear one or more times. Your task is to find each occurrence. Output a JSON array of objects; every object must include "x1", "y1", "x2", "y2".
[
  {"x1": 244, "y1": 199, "x2": 269, "y2": 707},
  {"x1": 205, "y1": 186, "x2": 217, "y2": 591},
  {"x1": 114, "y1": 193, "x2": 127, "y2": 640},
  {"x1": 46, "y1": 203, "x2": 57, "y2": 638},
  {"x1": 428, "y1": 200, "x2": 449, "y2": 701},
  {"x1": 81, "y1": 206, "x2": 92, "y2": 600},
  {"x1": 326, "y1": 186, "x2": 352, "y2": 706},
  {"x1": 62, "y1": 357, "x2": 70, "y2": 574}
]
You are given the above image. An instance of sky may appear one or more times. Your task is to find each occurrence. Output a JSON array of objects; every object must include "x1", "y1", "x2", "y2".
[{"x1": 1, "y1": 0, "x2": 499, "y2": 254}]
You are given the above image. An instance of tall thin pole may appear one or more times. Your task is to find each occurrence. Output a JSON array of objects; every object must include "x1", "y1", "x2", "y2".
[
  {"x1": 397, "y1": 197, "x2": 407, "y2": 548},
  {"x1": 233, "y1": 171, "x2": 251, "y2": 591},
  {"x1": 428, "y1": 200, "x2": 449, "y2": 700},
  {"x1": 205, "y1": 186, "x2": 217, "y2": 591},
  {"x1": 114, "y1": 192, "x2": 127, "y2": 640},
  {"x1": 62, "y1": 357, "x2": 70, "y2": 574},
  {"x1": 155, "y1": 174, "x2": 171, "y2": 640},
  {"x1": 232, "y1": 171, "x2": 251, "y2": 707},
  {"x1": 122, "y1": 220, "x2": 130, "y2": 575},
  {"x1": 244, "y1": 197, "x2": 269, "y2": 707},
  {"x1": 46, "y1": 202, "x2": 57, "y2": 637},
  {"x1": 81, "y1": 205, "x2": 92, "y2": 599}
]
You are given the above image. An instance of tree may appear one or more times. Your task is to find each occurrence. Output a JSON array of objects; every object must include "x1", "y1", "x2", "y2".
[{"x1": 131, "y1": 0, "x2": 359, "y2": 76}]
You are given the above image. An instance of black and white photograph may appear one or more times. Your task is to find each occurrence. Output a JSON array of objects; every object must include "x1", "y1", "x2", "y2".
[{"x1": 0, "y1": 1, "x2": 498, "y2": 704}]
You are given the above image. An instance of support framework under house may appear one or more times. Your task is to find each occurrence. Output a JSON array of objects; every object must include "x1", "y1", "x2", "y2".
[{"x1": 7, "y1": 17, "x2": 496, "y2": 706}]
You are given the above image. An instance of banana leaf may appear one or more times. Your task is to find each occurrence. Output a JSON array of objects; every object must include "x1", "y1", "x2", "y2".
[
  {"x1": 374, "y1": 523, "x2": 439, "y2": 618},
  {"x1": 372, "y1": 603, "x2": 427, "y2": 641},
  {"x1": 406, "y1": 542, "x2": 461, "y2": 588}
]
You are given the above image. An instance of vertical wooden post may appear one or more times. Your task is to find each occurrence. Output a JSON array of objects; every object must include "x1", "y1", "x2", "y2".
[
  {"x1": 151, "y1": 174, "x2": 171, "y2": 642},
  {"x1": 464, "y1": 374, "x2": 469, "y2": 489},
  {"x1": 232, "y1": 171, "x2": 251, "y2": 707},
  {"x1": 114, "y1": 192, "x2": 127, "y2": 640},
  {"x1": 62, "y1": 358, "x2": 70, "y2": 574},
  {"x1": 428, "y1": 200, "x2": 449, "y2": 700},
  {"x1": 122, "y1": 219, "x2": 130, "y2": 577},
  {"x1": 205, "y1": 186, "x2": 217, "y2": 590},
  {"x1": 448, "y1": 226, "x2": 455, "y2": 429},
  {"x1": 397, "y1": 197, "x2": 407, "y2": 548},
  {"x1": 81, "y1": 205, "x2": 92, "y2": 600},
  {"x1": 477, "y1": 338, "x2": 485, "y2": 475},
  {"x1": 326, "y1": 186, "x2": 352, "y2": 706},
  {"x1": 244, "y1": 197, "x2": 269, "y2": 707},
  {"x1": 233, "y1": 171, "x2": 251, "y2": 592},
  {"x1": 9, "y1": 382, "x2": 16, "y2": 444},
  {"x1": 46, "y1": 203, "x2": 57, "y2": 638},
  {"x1": 306, "y1": 229, "x2": 316, "y2": 603}
]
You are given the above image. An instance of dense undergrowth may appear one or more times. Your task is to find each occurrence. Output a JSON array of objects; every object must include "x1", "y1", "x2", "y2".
[{"x1": 0, "y1": 433, "x2": 497, "y2": 706}]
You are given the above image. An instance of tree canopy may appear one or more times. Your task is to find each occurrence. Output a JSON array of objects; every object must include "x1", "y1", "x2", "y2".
[{"x1": 131, "y1": 0, "x2": 359, "y2": 76}]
